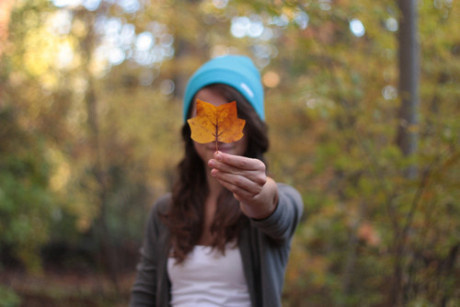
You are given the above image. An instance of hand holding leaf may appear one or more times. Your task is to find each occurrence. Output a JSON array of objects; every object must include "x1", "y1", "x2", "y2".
[{"x1": 187, "y1": 99, "x2": 246, "y2": 151}]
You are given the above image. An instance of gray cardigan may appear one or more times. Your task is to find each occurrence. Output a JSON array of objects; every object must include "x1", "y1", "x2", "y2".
[{"x1": 130, "y1": 183, "x2": 303, "y2": 307}]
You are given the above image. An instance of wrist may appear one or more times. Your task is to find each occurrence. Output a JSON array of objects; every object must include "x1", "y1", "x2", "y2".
[{"x1": 241, "y1": 178, "x2": 278, "y2": 219}]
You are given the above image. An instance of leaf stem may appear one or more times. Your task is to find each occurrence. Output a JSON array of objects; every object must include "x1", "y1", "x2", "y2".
[{"x1": 215, "y1": 121, "x2": 218, "y2": 152}]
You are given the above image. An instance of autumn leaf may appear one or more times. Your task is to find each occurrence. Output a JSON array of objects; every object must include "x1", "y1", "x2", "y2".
[{"x1": 187, "y1": 99, "x2": 246, "y2": 150}]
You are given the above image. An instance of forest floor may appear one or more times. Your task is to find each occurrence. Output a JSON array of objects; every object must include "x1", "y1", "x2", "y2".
[{"x1": 0, "y1": 268, "x2": 134, "y2": 306}]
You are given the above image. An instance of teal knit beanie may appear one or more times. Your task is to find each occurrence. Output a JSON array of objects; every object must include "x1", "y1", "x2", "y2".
[{"x1": 183, "y1": 55, "x2": 265, "y2": 121}]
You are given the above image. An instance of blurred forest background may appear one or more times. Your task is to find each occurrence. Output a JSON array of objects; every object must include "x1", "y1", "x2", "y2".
[{"x1": 0, "y1": 0, "x2": 459, "y2": 306}]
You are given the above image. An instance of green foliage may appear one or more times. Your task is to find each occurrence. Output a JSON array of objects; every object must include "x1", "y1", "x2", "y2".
[
  {"x1": 0, "y1": 108, "x2": 54, "y2": 272},
  {"x1": 0, "y1": 285, "x2": 21, "y2": 307},
  {"x1": 265, "y1": 1, "x2": 460, "y2": 305}
]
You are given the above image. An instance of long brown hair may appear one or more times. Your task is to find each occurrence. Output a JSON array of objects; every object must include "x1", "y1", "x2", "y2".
[{"x1": 163, "y1": 84, "x2": 269, "y2": 263}]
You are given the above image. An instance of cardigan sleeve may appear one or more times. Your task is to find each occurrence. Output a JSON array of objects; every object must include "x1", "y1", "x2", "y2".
[
  {"x1": 130, "y1": 194, "x2": 171, "y2": 307},
  {"x1": 251, "y1": 183, "x2": 303, "y2": 243}
]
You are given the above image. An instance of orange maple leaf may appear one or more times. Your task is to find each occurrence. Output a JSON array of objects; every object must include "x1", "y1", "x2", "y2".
[{"x1": 187, "y1": 99, "x2": 246, "y2": 151}]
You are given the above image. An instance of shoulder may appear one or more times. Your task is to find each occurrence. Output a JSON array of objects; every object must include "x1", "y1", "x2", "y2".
[
  {"x1": 152, "y1": 193, "x2": 172, "y2": 214},
  {"x1": 146, "y1": 193, "x2": 172, "y2": 230}
]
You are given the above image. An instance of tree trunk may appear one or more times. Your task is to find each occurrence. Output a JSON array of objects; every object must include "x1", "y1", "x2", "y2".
[
  {"x1": 396, "y1": 0, "x2": 420, "y2": 179},
  {"x1": 392, "y1": 1, "x2": 420, "y2": 305}
]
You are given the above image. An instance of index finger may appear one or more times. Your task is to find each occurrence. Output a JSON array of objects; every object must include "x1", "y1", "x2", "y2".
[{"x1": 214, "y1": 151, "x2": 265, "y2": 171}]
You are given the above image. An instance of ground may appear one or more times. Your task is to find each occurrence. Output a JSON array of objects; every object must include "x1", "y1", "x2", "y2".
[{"x1": 0, "y1": 269, "x2": 134, "y2": 307}]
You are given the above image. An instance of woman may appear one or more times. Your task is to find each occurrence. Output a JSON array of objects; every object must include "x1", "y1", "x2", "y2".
[{"x1": 130, "y1": 55, "x2": 303, "y2": 307}]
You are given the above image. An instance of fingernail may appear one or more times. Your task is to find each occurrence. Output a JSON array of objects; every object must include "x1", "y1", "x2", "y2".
[{"x1": 215, "y1": 151, "x2": 222, "y2": 161}]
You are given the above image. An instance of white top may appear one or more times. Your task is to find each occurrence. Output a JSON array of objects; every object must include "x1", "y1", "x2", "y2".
[{"x1": 167, "y1": 243, "x2": 251, "y2": 306}]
